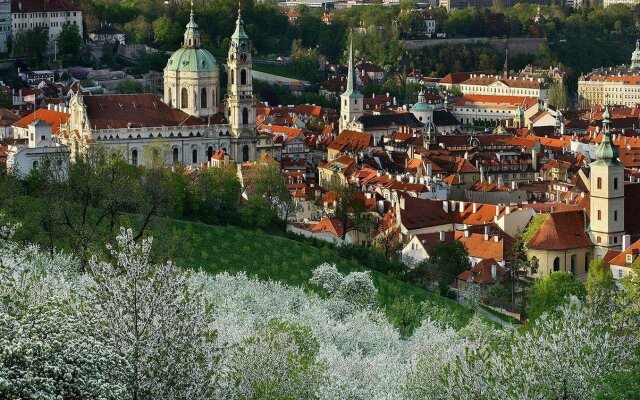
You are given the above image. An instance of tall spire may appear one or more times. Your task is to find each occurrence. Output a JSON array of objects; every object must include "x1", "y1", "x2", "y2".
[
  {"x1": 346, "y1": 37, "x2": 355, "y2": 93},
  {"x1": 503, "y1": 47, "x2": 508, "y2": 79},
  {"x1": 232, "y1": 3, "x2": 248, "y2": 41},
  {"x1": 596, "y1": 103, "x2": 619, "y2": 163},
  {"x1": 183, "y1": 0, "x2": 200, "y2": 48}
]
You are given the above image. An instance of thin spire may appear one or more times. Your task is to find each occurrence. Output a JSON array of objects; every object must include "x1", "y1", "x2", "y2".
[
  {"x1": 503, "y1": 47, "x2": 508, "y2": 79},
  {"x1": 346, "y1": 37, "x2": 354, "y2": 92},
  {"x1": 190, "y1": 0, "x2": 194, "y2": 22}
]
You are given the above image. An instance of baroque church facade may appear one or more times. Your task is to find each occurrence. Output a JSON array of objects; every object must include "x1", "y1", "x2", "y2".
[{"x1": 60, "y1": 6, "x2": 257, "y2": 166}]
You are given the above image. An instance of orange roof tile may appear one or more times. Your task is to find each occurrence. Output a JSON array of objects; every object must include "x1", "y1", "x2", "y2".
[{"x1": 13, "y1": 108, "x2": 70, "y2": 134}]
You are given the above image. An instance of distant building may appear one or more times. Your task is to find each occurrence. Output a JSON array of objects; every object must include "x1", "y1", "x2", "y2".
[
  {"x1": 89, "y1": 24, "x2": 125, "y2": 45},
  {"x1": 0, "y1": 0, "x2": 10, "y2": 53},
  {"x1": 11, "y1": 0, "x2": 83, "y2": 45},
  {"x1": 603, "y1": 0, "x2": 639, "y2": 7},
  {"x1": 578, "y1": 41, "x2": 640, "y2": 108}
]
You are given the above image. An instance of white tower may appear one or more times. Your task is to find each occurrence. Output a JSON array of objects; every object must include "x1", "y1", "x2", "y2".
[
  {"x1": 227, "y1": 6, "x2": 257, "y2": 163},
  {"x1": 339, "y1": 39, "x2": 363, "y2": 132},
  {"x1": 631, "y1": 39, "x2": 640, "y2": 69},
  {"x1": 589, "y1": 105, "x2": 625, "y2": 259}
]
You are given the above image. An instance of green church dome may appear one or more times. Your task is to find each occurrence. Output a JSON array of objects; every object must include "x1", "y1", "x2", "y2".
[{"x1": 165, "y1": 47, "x2": 218, "y2": 72}]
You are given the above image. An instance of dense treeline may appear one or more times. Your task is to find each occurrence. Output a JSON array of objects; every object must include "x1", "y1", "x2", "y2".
[
  {"x1": 0, "y1": 149, "x2": 293, "y2": 265},
  {"x1": 72, "y1": 0, "x2": 640, "y2": 91}
]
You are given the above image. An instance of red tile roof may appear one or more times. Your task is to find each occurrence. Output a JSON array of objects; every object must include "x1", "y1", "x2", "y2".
[
  {"x1": 12, "y1": 0, "x2": 81, "y2": 13},
  {"x1": 526, "y1": 210, "x2": 591, "y2": 251},
  {"x1": 83, "y1": 94, "x2": 207, "y2": 129},
  {"x1": 398, "y1": 195, "x2": 452, "y2": 230},
  {"x1": 13, "y1": 108, "x2": 70, "y2": 134},
  {"x1": 454, "y1": 94, "x2": 538, "y2": 108},
  {"x1": 457, "y1": 258, "x2": 507, "y2": 284},
  {"x1": 328, "y1": 130, "x2": 373, "y2": 153}
]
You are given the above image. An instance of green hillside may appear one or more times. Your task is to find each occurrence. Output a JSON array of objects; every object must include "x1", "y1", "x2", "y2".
[{"x1": 145, "y1": 218, "x2": 476, "y2": 331}]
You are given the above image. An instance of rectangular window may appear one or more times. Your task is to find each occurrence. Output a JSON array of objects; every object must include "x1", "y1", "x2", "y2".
[
  {"x1": 597, "y1": 177, "x2": 602, "y2": 189},
  {"x1": 614, "y1": 210, "x2": 618, "y2": 221},
  {"x1": 618, "y1": 269, "x2": 623, "y2": 278},
  {"x1": 597, "y1": 210, "x2": 601, "y2": 220},
  {"x1": 614, "y1": 178, "x2": 618, "y2": 190}
]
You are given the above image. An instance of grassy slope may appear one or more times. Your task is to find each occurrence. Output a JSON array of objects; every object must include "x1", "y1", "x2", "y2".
[{"x1": 150, "y1": 218, "x2": 475, "y2": 330}]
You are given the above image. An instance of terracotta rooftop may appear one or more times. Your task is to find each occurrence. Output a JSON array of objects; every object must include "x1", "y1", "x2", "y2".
[
  {"x1": 13, "y1": 108, "x2": 70, "y2": 134},
  {"x1": 82, "y1": 94, "x2": 209, "y2": 129},
  {"x1": 526, "y1": 210, "x2": 592, "y2": 251},
  {"x1": 12, "y1": 0, "x2": 81, "y2": 13}
]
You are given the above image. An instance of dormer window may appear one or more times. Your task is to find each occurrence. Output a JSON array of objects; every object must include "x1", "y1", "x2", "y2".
[{"x1": 627, "y1": 253, "x2": 633, "y2": 264}]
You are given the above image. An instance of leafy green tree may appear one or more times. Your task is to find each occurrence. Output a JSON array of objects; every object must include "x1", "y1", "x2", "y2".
[
  {"x1": 429, "y1": 241, "x2": 470, "y2": 296},
  {"x1": 58, "y1": 23, "x2": 82, "y2": 55},
  {"x1": 0, "y1": 91, "x2": 10, "y2": 108},
  {"x1": 329, "y1": 184, "x2": 376, "y2": 241},
  {"x1": 190, "y1": 166, "x2": 241, "y2": 225},
  {"x1": 548, "y1": 82, "x2": 569, "y2": 111},
  {"x1": 243, "y1": 162, "x2": 293, "y2": 227},
  {"x1": 115, "y1": 79, "x2": 145, "y2": 94},
  {"x1": 528, "y1": 271, "x2": 586, "y2": 320},
  {"x1": 586, "y1": 259, "x2": 617, "y2": 300}
]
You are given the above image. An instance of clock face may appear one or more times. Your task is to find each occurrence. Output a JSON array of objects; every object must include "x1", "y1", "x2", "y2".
[{"x1": 240, "y1": 53, "x2": 247, "y2": 62}]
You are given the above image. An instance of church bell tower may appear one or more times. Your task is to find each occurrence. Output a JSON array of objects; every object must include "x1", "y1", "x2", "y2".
[{"x1": 227, "y1": 6, "x2": 257, "y2": 163}]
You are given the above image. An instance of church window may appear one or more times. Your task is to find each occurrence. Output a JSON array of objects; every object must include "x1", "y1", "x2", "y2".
[
  {"x1": 207, "y1": 146, "x2": 213, "y2": 160},
  {"x1": 201, "y1": 88, "x2": 207, "y2": 108},
  {"x1": 168, "y1": 88, "x2": 172, "y2": 107},
  {"x1": 230, "y1": 70, "x2": 234, "y2": 85},
  {"x1": 597, "y1": 210, "x2": 601, "y2": 220},
  {"x1": 615, "y1": 210, "x2": 618, "y2": 221},
  {"x1": 181, "y1": 87, "x2": 188, "y2": 108},
  {"x1": 553, "y1": 257, "x2": 560, "y2": 272},
  {"x1": 241, "y1": 69, "x2": 247, "y2": 85},
  {"x1": 597, "y1": 177, "x2": 602, "y2": 189},
  {"x1": 131, "y1": 149, "x2": 138, "y2": 166},
  {"x1": 173, "y1": 148, "x2": 179, "y2": 163},
  {"x1": 242, "y1": 107, "x2": 249, "y2": 125},
  {"x1": 614, "y1": 178, "x2": 618, "y2": 190},
  {"x1": 192, "y1": 149, "x2": 198, "y2": 164}
]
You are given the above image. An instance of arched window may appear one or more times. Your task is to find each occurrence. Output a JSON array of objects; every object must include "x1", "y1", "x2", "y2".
[
  {"x1": 131, "y1": 149, "x2": 138, "y2": 166},
  {"x1": 553, "y1": 257, "x2": 560, "y2": 272},
  {"x1": 168, "y1": 88, "x2": 172, "y2": 107},
  {"x1": 181, "y1": 87, "x2": 188, "y2": 108},
  {"x1": 242, "y1": 107, "x2": 249, "y2": 125},
  {"x1": 207, "y1": 146, "x2": 213, "y2": 160},
  {"x1": 531, "y1": 256, "x2": 539, "y2": 274},
  {"x1": 212, "y1": 89, "x2": 216, "y2": 107},
  {"x1": 230, "y1": 70, "x2": 234, "y2": 85},
  {"x1": 201, "y1": 88, "x2": 207, "y2": 108},
  {"x1": 242, "y1": 144, "x2": 249, "y2": 162},
  {"x1": 192, "y1": 149, "x2": 198, "y2": 164},
  {"x1": 240, "y1": 69, "x2": 247, "y2": 85},
  {"x1": 173, "y1": 148, "x2": 179, "y2": 163}
]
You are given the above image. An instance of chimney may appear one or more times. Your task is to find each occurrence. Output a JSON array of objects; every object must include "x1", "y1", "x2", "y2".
[
  {"x1": 511, "y1": 181, "x2": 517, "y2": 190},
  {"x1": 399, "y1": 196, "x2": 405, "y2": 210},
  {"x1": 488, "y1": 175, "x2": 493, "y2": 184},
  {"x1": 464, "y1": 229, "x2": 470, "y2": 238},
  {"x1": 459, "y1": 201, "x2": 465, "y2": 213},
  {"x1": 498, "y1": 177, "x2": 503, "y2": 188},
  {"x1": 439, "y1": 231, "x2": 445, "y2": 242},
  {"x1": 493, "y1": 235, "x2": 499, "y2": 243},
  {"x1": 472, "y1": 202, "x2": 478, "y2": 213},
  {"x1": 491, "y1": 264, "x2": 497, "y2": 280},
  {"x1": 495, "y1": 205, "x2": 500, "y2": 217},
  {"x1": 442, "y1": 201, "x2": 449, "y2": 213},
  {"x1": 505, "y1": 206, "x2": 511, "y2": 215},
  {"x1": 484, "y1": 225, "x2": 490, "y2": 241},
  {"x1": 623, "y1": 234, "x2": 631, "y2": 251}
]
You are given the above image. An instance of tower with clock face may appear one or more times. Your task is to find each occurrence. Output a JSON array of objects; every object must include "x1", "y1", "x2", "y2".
[{"x1": 227, "y1": 7, "x2": 257, "y2": 163}]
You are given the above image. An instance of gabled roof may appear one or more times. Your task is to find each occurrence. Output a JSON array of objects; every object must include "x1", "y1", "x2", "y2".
[
  {"x1": 398, "y1": 195, "x2": 452, "y2": 230},
  {"x1": 13, "y1": 108, "x2": 70, "y2": 134},
  {"x1": 457, "y1": 258, "x2": 507, "y2": 284},
  {"x1": 328, "y1": 130, "x2": 373, "y2": 153},
  {"x1": 310, "y1": 217, "x2": 344, "y2": 239},
  {"x1": 526, "y1": 210, "x2": 591, "y2": 251},
  {"x1": 357, "y1": 112, "x2": 422, "y2": 129}
]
